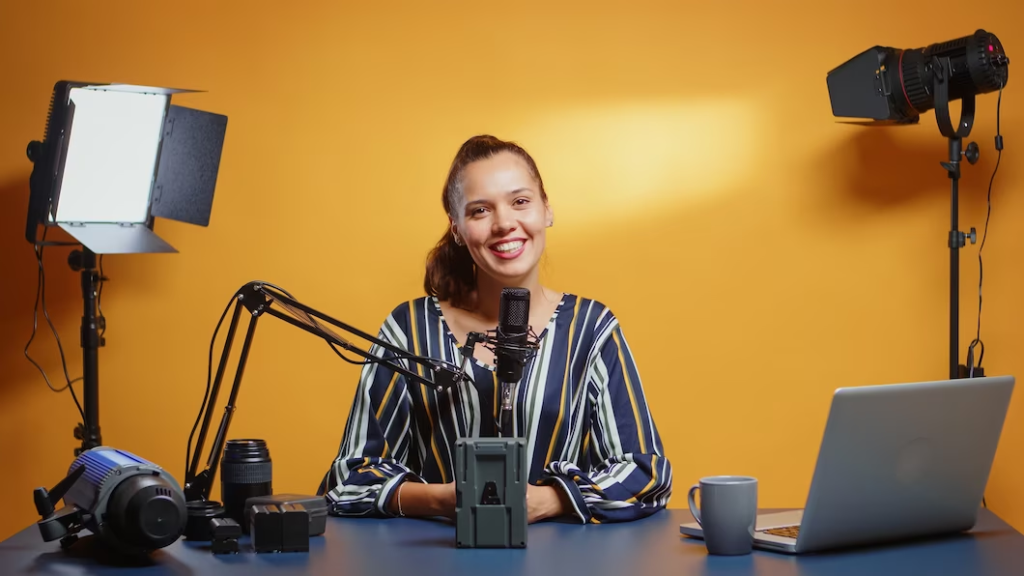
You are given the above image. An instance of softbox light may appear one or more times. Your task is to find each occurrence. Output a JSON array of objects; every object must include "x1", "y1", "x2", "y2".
[{"x1": 25, "y1": 81, "x2": 228, "y2": 254}]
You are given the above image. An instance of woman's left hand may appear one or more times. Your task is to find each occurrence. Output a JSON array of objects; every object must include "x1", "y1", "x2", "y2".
[{"x1": 526, "y1": 483, "x2": 570, "y2": 523}]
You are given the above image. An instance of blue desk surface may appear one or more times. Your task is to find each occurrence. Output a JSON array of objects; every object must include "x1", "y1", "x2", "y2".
[{"x1": 2, "y1": 508, "x2": 1022, "y2": 575}]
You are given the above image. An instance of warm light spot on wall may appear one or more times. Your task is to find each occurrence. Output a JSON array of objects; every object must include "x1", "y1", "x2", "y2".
[{"x1": 519, "y1": 99, "x2": 763, "y2": 224}]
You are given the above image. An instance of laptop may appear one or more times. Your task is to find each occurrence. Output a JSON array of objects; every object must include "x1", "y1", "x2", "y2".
[{"x1": 680, "y1": 375, "x2": 1015, "y2": 554}]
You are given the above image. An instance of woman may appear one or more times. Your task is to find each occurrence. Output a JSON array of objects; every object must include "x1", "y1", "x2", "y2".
[{"x1": 323, "y1": 135, "x2": 672, "y2": 524}]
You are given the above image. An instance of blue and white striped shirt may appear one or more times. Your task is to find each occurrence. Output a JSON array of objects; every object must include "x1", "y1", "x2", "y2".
[{"x1": 323, "y1": 294, "x2": 672, "y2": 523}]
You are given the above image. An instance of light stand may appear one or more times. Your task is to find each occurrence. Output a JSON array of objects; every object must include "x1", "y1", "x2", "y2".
[
  {"x1": 24, "y1": 80, "x2": 227, "y2": 457},
  {"x1": 931, "y1": 55, "x2": 983, "y2": 380},
  {"x1": 68, "y1": 247, "x2": 105, "y2": 454},
  {"x1": 182, "y1": 282, "x2": 467, "y2": 533}
]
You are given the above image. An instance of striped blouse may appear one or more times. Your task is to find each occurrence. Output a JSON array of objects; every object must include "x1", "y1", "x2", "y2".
[{"x1": 322, "y1": 293, "x2": 673, "y2": 523}]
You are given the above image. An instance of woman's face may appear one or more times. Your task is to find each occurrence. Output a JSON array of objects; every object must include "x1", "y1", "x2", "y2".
[{"x1": 453, "y1": 151, "x2": 552, "y2": 286}]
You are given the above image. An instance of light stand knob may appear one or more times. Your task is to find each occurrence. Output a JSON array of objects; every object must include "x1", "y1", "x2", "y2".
[
  {"x1": 964, "y1": 142, "x2": 980, "y2": 165},
  {"x1": 26, "y1": 140, "x2": 43, "y2": 163},
  {"x1": 68, "y1": 250, "x2": 84, "y2": 272}
]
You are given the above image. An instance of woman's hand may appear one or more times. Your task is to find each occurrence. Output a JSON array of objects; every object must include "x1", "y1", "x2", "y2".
[
  {"x1": 391, "y1": 481, "x2": 569, "y2": 523},
  {"x1": 435, "y1": 481, "x2": 457, "y2": 519},
  {"x1": 526, "y1": 483, "x2": 571, "y2": 523},
  {"x1": 388, "y1": 481, "x2": 457, "y2": 518}
]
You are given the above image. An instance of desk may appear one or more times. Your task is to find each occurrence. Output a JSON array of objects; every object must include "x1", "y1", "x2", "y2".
[{"x1": 2, "y1": 508, "x2": 1021, "y2": 575}]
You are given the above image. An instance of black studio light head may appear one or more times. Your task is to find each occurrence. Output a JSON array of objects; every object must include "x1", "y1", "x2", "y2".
[{"x1": 827, "y1": 29, "x2": 1009, "y2": 128}]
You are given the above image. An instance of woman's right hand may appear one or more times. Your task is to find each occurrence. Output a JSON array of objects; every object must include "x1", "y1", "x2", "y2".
[
  {"x1": 389, "y1": 480, "x2": 457, "y2": 519},
  {"x1": 434, "y1": 481, "x2": 457, "y2": 519}
]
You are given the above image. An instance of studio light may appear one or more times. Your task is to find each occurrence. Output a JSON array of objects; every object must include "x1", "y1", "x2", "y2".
[
  {"x1": 26, "y1": 81, "x2": 227, "y2": 253},
  {"x1": 826, "y1": 31, "x2": 1010, "y2": 380},
  {"x1": 827, "y1": 29, "x2": 1009, "y2": 132},
  {"x1": 24, "y1": 80, "x2": 228, "y2": 456},
  {"x1": 34, "y1": 446, "x2": 187, "y2": 556}
]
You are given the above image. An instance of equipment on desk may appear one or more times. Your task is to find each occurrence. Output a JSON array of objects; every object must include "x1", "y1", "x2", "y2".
[
  {"x1": 453, "y1": 287, "x2": 539, "y2": 548},
  {"x1": 33, "y1": 446, "x2": 187, "y2": 556},
  {"x1": 209, "y1": 518, "x2": 241, "y2": 554},
  {"x1": 680, "y1": 375, "x2": 1015, "y2": 554},
  {"x1": 195, "y1": 491, "x2": 326, "y2": 556},
  {"x1": 455, "y1": 438, "x2": 528, "y2": 548},
  {"x1": 182, "y1": 281, "x2": 469, "y2": 543},
  {"x1": 23, "y1": 80, "x2": 227, "y2": 458},
  {"x1": 245, "y1": 494, "x2": 328, "y2": 537},
  {"x1": 221, "y1": 439, "x2": 273, "y2": 531},
  {"x1": 827, "y1": 31, "x2": 1010, "y2": 382},
  {"x1": 249, "y1": 503, "x2": 311, "y2": 553}
]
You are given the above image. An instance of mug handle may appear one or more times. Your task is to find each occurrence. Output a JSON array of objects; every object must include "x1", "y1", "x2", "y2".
[{"x1": 687, "y1": 484, "x2": 702, "y2": 526}]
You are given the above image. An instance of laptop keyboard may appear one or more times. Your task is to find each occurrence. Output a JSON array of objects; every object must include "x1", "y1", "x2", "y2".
[{"x1": 761, "y1": 525, "x2": 800, "y2": 539}]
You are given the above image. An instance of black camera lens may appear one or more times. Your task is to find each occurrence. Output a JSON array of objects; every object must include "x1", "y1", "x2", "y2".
[{"x1": 221, "y1": 439, "x2": 272, "y2": 530}]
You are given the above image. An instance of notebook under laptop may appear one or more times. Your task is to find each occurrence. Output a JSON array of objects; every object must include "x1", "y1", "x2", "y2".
[{"x1": 680, "y1": 375, "x2": 1015, "y2": 554}]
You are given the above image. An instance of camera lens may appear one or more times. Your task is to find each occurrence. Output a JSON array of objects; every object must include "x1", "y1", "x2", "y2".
[{"x1": 221, "y1": 439, "x2": 272, "y2": 530}]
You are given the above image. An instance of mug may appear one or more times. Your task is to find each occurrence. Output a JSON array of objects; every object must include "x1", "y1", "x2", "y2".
[{"x1": 687, "y1": 476, "x2": 758, "y2": 555}]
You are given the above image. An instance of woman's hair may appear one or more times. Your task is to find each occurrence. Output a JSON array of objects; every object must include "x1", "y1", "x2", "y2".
[{"x1": 424, "y1": 134, "x2": 548, "y2": 309}]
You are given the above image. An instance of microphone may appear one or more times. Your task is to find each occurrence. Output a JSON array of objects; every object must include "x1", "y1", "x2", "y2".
[
  {"x1": 495, "y1": 287, "x2": 531, "y2": 436},
  {"x1": 496, "y1": 287, "x2": 530, "y2": 383},
  {"x1": 461, "y1": 288, "x2": 541, "y2": 436}
]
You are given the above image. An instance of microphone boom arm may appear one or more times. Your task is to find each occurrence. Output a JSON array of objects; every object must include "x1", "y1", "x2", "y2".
[{"x1": 183, "y1": 281, "x2": 465, "y2": 503}]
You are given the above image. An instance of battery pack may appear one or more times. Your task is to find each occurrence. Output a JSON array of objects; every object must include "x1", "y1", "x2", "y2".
[
  {"x1": 244, "y1": 494, "x2": 327, "y2": 536},
  {"x1": 455, "y1": 437, "x2": 527, "y2": 548}
]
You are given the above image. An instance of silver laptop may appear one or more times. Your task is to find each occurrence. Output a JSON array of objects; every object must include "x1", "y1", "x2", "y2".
[{"x1": 680, "y1": 375, "x2": 1014, "y2": 554}]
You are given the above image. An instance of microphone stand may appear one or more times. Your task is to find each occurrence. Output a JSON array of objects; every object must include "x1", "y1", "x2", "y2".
[
  {"x1": 499, "y1": 381, "x2": 515, "y2": 438},
  {"x1": 182, "y1": 282, "x2": 467, "y2": 512}
]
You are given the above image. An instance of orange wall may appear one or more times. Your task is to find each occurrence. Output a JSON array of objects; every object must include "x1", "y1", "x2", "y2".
[{"x1": 1, "y1": 0, "x2": 1022, "y2": 541}]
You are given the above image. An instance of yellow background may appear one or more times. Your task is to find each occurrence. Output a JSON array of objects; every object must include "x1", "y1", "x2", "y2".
[{"x1": 1, "y1": 0, "x2": 1021, "y2": 541}]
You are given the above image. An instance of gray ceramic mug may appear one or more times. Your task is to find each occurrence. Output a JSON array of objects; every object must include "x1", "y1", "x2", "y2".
[{"x1": 687, "y1": 476, "x2": 758, "y2": 555}]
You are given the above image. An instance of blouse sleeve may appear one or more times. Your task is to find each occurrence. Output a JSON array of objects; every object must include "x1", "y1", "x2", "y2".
[
  {"x1": 323, "y1": 311, "x2": 424, "y2": 517},
  {"x1": 540, "y1": 312, "x2": 672, "y2": 523}
]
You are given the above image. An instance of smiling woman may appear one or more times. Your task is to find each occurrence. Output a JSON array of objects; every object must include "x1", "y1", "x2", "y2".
[{"x1": 322, "y1": 135, "x2": 673, "y2": 525}]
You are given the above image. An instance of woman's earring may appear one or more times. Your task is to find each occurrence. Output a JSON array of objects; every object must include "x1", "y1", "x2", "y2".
[{"x1": 452, "y1": 232, "x2": 463, "y2": 246}]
